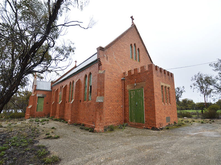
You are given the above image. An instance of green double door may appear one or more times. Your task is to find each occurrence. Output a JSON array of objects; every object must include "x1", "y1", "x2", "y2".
[
  {"x1": 36, "y1": 97, "x2": 44, "y2": 112},
  {"x1": 129, "y1": 88, "x2": 144, "y2": 123}
]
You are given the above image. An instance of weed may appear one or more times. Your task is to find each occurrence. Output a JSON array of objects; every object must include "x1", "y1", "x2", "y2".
[
  {"x1": 166, "y1": 127, "x2": 169, "y2": 129},
  {"x1": 35, "y1": 118, "x2": 40, "y2": 122},
  {"x1": 73, "y1": 123, "x2": 77, "y2": 126},
  {"x1": 81, "y1": 123, "x2": 85, "y2": 126},
  {"x1": 43, "y1": 155, "x2": 60, "y2": 164},
  {"x1": 45, "y1": 133, "x2": 50, "y2": 135},
  {"x1": 37, "y1": 149, "x2": 48, "y2": 157},
  {"x1": 0, "y1": 151, "x2": 5, "y2": 157},
  {"x1": 53, "y1": 135, "x2": 60, "y2": 139},
  {"x1": 109, "y1": 125, "x2": 114, "y2": 131},
  {"x1": 84, "y1": 127, "x2": 89, "y2": 131},
  {"x1": 51, "y1": 127, "x2": 56, "y2": 129},
  {"x1": 201, "y1": 121, "x2": 204, "y2": 124},
  {"x1": 80, "y1": 126, "x2": 85, "y2": 129},
  {"x1": 45, "y1": 135, "x2": 52, "y2": 139},
  {"x1": 0, "y1": 146, "x2": 8, "y2": 152},
  {"x1": 89, "y1": 128, "x2": 94, "y2": 132}
]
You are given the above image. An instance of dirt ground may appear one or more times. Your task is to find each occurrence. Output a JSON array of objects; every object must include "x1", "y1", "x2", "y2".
[{"x1": 28, "y1": 119, "x2": 221, "y2": 165}]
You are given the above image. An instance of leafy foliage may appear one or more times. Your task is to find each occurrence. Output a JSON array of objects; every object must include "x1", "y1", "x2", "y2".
[
  {"x1": 210, "y1": 59, "x2": 221, "y2": 95},
  {"x1": 175, "y1": 86, "x2": 185, "y2": 103},
  {"x1": 208, "y1": 104, "x2": 220, "y2": 112},
  {"x1": 190, "y1": 72, "x2": 215, "y2": 108},
  {"x1": 0, "y1": 0, "x2": 92, "y2": 112}
]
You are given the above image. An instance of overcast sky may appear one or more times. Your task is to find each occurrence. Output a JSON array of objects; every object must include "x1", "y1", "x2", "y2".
[{"x1": 57, "y1": 0, "x2": 221, "y2": 103}]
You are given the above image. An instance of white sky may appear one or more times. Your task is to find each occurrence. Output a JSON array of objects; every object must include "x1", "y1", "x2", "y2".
[{"x1": 56, "y1": 0, "x2": 221, "y2": 103}]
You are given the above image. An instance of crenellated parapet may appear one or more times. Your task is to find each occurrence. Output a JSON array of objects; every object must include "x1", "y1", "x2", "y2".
[{"x1": 123, "y1": 64, "x2": 173, "y2": 79}]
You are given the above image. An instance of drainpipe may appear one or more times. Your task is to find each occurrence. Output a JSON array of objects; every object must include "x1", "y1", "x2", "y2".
[{"x1": 121, "y1": 77, "x2": 125, "y2": 123}]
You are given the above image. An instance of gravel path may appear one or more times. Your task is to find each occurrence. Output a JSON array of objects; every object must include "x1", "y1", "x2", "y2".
[{"x1": 38, "y1": 120, "x2": 221, "y2": 165}]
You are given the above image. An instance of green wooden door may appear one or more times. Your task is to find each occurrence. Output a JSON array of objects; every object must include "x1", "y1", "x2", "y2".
[
  {"x1": 36, "y1": 97, "x2": 44, "y2": 112},
  {"x1": 129, "y1": 88, "x2": 144, "y2": 123}
]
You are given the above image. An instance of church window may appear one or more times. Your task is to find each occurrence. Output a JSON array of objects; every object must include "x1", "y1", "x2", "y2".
[
  {"x1": 168, "y1": 87, "x2": 170, "y2": 104},
  {"x1": 84, "y1": 75, "x2": 88, "y2": 101},
  {"x1": 161, "y1": 85, "x2": 164, "y2": 103},
  {"x1": 71, "y1": 81, "x2": 74, "y2": 100},
  {"x1": 59, "y1": 86, "x2": 62, "y2": 102},
  {"x1": 137, "y1": 48, "x2": 140, "y2": 62},
  {"x1": 89, "y1": 73, "x2": 92, "y2": 101},
  {"x1": 130, "y1": 44, "x2": 133, "y2": 59},
  {"x1": 69, "y1": 82, "x2": 71, "y2": 102},
  {"x1": 134, "y1": 44, "x2": 137, "y2": 60},
  {"x1": 165, "y1": 86, "x2": 167, "y2": 103}
]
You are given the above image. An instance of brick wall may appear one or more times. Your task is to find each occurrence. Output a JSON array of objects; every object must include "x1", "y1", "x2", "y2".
[
  {"x1": 25, "y1": 90, "x2": 51, "y2": 119},
  {"x1": 123, "y1": 64, "x2": 177, "y2": 129},
  {"x1": 51, "y1": 62, "x2": 100, "y2": 128},
  {"x1": 97, "y1": 25, "x2": 153, "y2": 127}
]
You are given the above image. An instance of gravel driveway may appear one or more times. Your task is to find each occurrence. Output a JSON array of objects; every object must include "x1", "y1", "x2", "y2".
[{"x1": 38, "y1": 120, "x2": 221, "y2": 165}]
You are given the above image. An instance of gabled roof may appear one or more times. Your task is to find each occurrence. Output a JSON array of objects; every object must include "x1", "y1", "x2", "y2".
[
  {"x1": 36, "y1": 81, "x2": 51, "y2": 91},
  {"x1": 52, "y1": 53, "x2": 98, "y2": 86},
  {"x1": 104, "y1": 24, "x2": 153, "y2": 63}
]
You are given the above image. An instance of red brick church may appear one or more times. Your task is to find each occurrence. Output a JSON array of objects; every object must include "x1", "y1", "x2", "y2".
[{"x1": 25, "y1": 21, "x2": 178, "y2": 132}]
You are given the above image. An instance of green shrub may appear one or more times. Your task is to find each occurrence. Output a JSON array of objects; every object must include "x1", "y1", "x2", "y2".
[
  {"x1": 178, "y1": 112, "x2": 192, "y2": 118},
  {"x1": 208, "y1": 104, "x2": 220, "y2": 112},
  {"x1": 53, "y1": 135, "x2": 60, "y2": 139},
  {"x1": 0, "y1": 151, "x2": 5, "y2": 157},
  {"x1": 43, "y1": 155, "x2": 60, "y2": 164},
  {"x1": 202, "y1": 110, "x2": 219, "y2": 119},
  {"x1": 80, "y1": 126, "x2": 85, "y2": 129},
  {"x1": 9, "y1": 112, "x2": 25, "y2": 118},
  {"x1": 89, "y1": 128, "x2": 94, "y2": 132},
  {"x1": 37, "y1": 149, "x2": 48, "y2": 157},
  {"x1": 109, "y1": 125, "x2": 114, "y2": 131}
]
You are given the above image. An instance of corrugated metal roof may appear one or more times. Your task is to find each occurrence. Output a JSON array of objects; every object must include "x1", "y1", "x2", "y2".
[
  {"x1": 36, "y1": 81, "x2": 51, "y2": 91},
  {"x1": 53, "y1": 53, "x2": 98, "y2": 86}
]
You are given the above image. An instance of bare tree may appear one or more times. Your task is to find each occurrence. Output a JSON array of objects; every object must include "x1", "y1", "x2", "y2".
[{"x1": 0, "y1": 0, "x2": 92, "y2": 112}]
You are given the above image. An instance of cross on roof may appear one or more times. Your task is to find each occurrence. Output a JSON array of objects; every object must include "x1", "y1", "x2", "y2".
[{"x1": 130, "y1": 16, "x2": 134, "y2": 25}]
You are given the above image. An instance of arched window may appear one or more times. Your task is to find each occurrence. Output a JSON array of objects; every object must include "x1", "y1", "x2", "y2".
[
  {"x1": 165, "y1": 86, "x2": 167, "y2": 103},
  {"x1": 137, "y1": 48, "x2": 140, "y2": 62},
  {"x1": 59, "y1": 86, "x2": 62, "y2": 102},
  {"x1": 161, "y1": 85, "x2": 164, "y2": 103},
  {"x1": 130, "y1": 44, "x2": 133, "y2": 59},
  {"x1": 168, "y1": 87, "x2": 170, "y2": 104},
  {"x1": 84, "y1": 75, "x2": 88, "y2": 101},
  {"x1": 69, "y1": 82, "x2": 71, "y2": 102},
  {"x1": 71, "y1": 81, "x2": 74, "y2": 100},
  {"x1": 89, "y1": 73, "x2": 92, "y2": 101},
  {"x1": 134, "y1": 44, "x2": 136, "y2": 60}
]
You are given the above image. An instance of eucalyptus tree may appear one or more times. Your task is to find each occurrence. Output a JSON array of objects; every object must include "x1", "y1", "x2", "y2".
[
  {"x1": 210, "y1": 59, "x2": 221, "y2": 95},
  {"x1": 175, "y1": 86, "x2": 185, "y2": 103},
  {"x1": 0, "y1": 0, "x2": 91, "y2": 112},
  {"x1": 190, "y1": 72, "x2": 215, "y2": 111}
]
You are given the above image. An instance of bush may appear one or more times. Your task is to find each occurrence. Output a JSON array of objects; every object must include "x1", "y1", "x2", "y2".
[
  {"x1": 208, "y1": 104, "x2": 220, "y2": 112},
  {"x1": 9, "y1": 112, "x2": 25, "y2": 118},
  {"x1": 109, "y1": 125, "x2": 114, "y2": 131},
  {"x1": 202, "y1": 110, "x2": 219, "y2": 119},
  {"x1": 178, "y1": 112, "x2": 192, "y2": 118}
]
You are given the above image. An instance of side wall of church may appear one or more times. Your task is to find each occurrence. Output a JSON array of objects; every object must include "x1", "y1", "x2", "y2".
[{"x1": 50, "y1": 62, "x2": 100, "y2": 128}]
